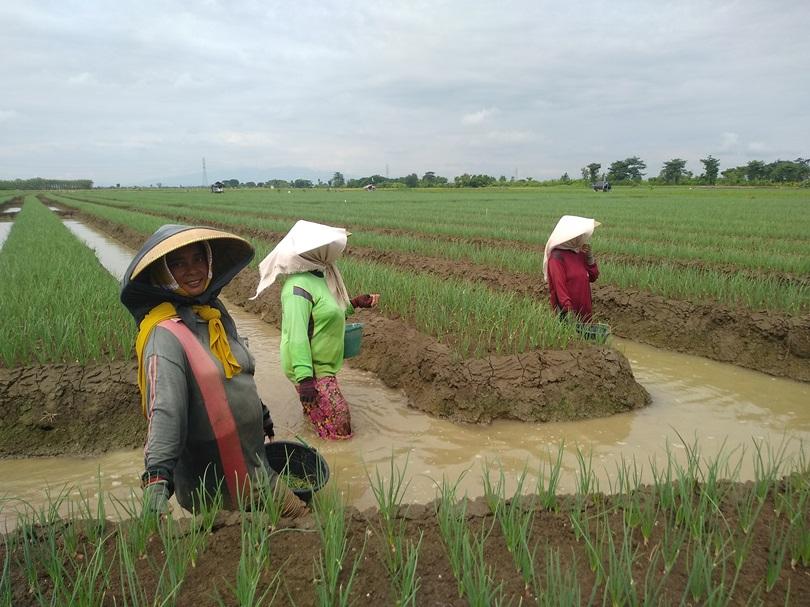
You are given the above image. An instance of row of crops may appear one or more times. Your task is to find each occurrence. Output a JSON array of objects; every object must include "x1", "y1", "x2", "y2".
[
  {"x1": 0, "y1": 197, "x2": 132, "y2": 366},
  {"x1": 2, "y1": 443, "x2": 807, "y2": 605},
  {"x1": 44, "y1": 194, "x2": 592, "y2": 357},
  {"x1": 50, "y1": 188, "x2": 810, "y2": 315}
]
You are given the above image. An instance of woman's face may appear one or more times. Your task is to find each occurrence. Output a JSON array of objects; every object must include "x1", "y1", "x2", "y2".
[{"x1": 166, "y1": 243, "x2": 208, "y2": 296}]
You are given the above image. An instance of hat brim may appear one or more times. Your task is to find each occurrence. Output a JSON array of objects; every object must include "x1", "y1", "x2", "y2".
[{"x1": 129, "y1": 227, "x2": 252, "y2": 281}]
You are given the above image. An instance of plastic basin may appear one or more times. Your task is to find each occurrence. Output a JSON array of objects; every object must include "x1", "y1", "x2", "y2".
[{"x1": 264, "y1": 441, "x2": 329, "y2": 503}]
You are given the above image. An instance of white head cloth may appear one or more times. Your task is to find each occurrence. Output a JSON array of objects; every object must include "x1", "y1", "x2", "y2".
[
  {"x1": 252, "y1": 220, "x2": 352, "y2": 307},
  {"x1": 542, "y1": 215, "x2": 601, "y2": 283}
]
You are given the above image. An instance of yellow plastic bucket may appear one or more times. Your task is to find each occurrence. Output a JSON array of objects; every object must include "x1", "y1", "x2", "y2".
[{"x1": 344, "y1": 322, "x2": 364, "y2": 358}]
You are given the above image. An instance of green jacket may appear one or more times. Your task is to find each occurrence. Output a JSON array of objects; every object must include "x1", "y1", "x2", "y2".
[{"x1": 280, "y1": 271, "x2": 353, "y2": 382}]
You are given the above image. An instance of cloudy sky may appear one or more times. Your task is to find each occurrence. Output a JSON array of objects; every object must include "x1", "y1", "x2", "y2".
[{"x1": 2, "y1": 0, "x2": 808, "y2": 185}]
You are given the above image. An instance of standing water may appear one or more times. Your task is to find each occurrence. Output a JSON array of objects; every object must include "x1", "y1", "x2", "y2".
[
  {"x1": 1, "y1": 220, "x2": 807, "y2": 529},
  {"x1": 0, "y1": 221, "x2": 13, "y2": 251}
]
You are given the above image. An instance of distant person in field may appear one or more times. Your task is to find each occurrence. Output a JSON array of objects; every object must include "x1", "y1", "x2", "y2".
[
  {"x1": 121, "y1": 224, "x2": 306, "y2": 517},
  {"x1": 543, "y1": 215, "x2": 601, "y2": 322},
  {"x1": 252, "y1": 220, "x2": 380, "y2": 440}
]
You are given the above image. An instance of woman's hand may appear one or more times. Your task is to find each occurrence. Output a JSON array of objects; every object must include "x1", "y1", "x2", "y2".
[
  {"x1": 581, "y1": 243, "x2": 595, "y2": 265},
  {"x1": 350, "y1": 293, "x2": 380, "y2": 308},
  {"x1": 298, "y1": 377, "x2": 318, "y2": 406}
]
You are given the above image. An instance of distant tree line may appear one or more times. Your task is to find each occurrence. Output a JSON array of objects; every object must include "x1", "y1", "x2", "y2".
[
  {"x1": 581, "y1": 156, "x2": 809, "y2": 187},
  {"x1": 0, "y1": 178, "x2": 93, "y2": 190}
]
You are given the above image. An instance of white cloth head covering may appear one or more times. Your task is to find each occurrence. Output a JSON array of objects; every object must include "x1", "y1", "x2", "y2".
[
  {"x1": 543, "y1": 215, "x2": 601, "y2": 282},
  {"x1": 252, "y1": 220, "x2": 352, "y2": 307}
]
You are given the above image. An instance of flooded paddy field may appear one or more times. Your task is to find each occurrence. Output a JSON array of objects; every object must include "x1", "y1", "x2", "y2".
[{"x1": 2, "y1": 189, "x2": 808, "y2": 605}]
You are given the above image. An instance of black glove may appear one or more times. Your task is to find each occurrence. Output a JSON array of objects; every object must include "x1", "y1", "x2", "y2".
[
  {"x1": 261, "y1": 402, "x2": 275, "y2": 441},
  {"x1": 298, "y1": 377, "x2": 318, "y2": 406},
  {"x1": 350, "y1": 294, "x2": 374, "y2": 308}
]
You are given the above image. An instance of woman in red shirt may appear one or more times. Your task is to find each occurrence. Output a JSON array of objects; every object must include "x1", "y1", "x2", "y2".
[{"x1": 543, "y1": 215, "x2": 600, "y2": 322}]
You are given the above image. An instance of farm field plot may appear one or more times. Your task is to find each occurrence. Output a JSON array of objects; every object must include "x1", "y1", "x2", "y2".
[
  {"x1": 51, "y1": 187, "x2": 810, "y2": 382},
  {"x1": 0, "y1": 191, "x2": 808, "y2": 606},
  {"x1": 0, "y1": 197, "x2": 141, "y2": 455}
]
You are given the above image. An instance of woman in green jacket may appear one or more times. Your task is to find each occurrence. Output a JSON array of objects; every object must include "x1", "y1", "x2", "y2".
[{"x1": 253, "y1": 220, "x2": 378, "y2": 440}]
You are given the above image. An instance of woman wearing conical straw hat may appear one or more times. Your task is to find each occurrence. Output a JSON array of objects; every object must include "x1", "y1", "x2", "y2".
[
  {"x1": 253, "y1": 220, "x2": 379, "y2": 440},
  {"x1": 121, "y1": 224, "x2": 306, "y2": 517},
  {"x1": 543, "y1": 215, "x2": 601, "y2": 322}
]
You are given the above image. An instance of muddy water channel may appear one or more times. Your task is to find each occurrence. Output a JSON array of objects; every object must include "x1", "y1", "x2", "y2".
[{"x1": 2, "y1": 220, "x2": 808, "y2": 529}]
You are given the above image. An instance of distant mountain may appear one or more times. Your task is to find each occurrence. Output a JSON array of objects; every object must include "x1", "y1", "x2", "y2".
[{"x1": 128, "y1": 165, "x2": 334, "y2": 188}]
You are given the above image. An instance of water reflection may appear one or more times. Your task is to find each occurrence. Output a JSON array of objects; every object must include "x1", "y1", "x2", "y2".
[{"x1": 0, "y1": 221, "x2": 12, "y2": 250}]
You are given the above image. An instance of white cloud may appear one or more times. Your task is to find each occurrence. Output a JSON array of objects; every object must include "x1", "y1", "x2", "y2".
[
  {"x1": 1, "y1": 1, "x2": 808, "y2": 183},
  {"x1": 67, "y1": 72, "x2": 96, "y2": 85},
  {"x1": 218, "y1": 131, "x2": 277, "y2": 147},
  {"x1": 719, "y1": 132, "x2": 740, "y2": 152},
  {"x1": 484, "y1": 130, "x2": 534, "y2": 144},
  {"x1": 462, "y1": 108, "x2": 499, "y2": 125}
]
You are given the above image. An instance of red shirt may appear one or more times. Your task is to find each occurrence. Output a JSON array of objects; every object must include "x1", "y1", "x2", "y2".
[{"x1": 547, "y1": 249, "x2": 599, "y2": 321}]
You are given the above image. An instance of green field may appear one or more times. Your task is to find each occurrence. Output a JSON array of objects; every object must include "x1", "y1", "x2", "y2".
[
  {"x1": 0, "y1": 197, "x2": 132, "y2": 365},
  {"x1": 52, "y1": 186, "x2": 809, "y2": 314}
]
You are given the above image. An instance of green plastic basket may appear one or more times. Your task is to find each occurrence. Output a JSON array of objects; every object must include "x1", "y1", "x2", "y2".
[
  {"x1": 576, "y1": 322, "x2": 611, "y2": 343},
  {"x1": 344, "y1": 322, "x2": 364, "y2": 358}
]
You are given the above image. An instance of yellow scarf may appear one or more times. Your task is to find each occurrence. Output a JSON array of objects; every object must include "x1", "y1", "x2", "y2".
[{"x1": 135, "y1": 301, "x2": 242, "y2": 417}]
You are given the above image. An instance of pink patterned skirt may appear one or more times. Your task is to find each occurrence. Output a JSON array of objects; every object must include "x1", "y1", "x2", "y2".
[{"x1": 296, "y1": 376, "x2": 353, "y2": 440}]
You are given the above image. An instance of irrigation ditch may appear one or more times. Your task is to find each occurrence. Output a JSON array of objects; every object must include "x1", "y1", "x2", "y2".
[{"x1": 1, "y1": 196, "x2": 809, "y2": 605}]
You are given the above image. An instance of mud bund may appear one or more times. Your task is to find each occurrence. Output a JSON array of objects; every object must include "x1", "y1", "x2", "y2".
[
  {"x1": 225, "y1": 273, "x2": 650, "y2": 425},
  {"x1": 0, "y1": 362, "x2": 145, "y2": 456}
]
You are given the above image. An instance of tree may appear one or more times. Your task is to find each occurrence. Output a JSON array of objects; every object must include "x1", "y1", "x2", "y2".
[
  {"x1": 744, "y1": 161, "x2": 767, "y2": 182},
  {"x1": 404, "y1": 173, "x2": 419, "y2": 188},
  {"x1": 292, "y1": 179, "x2": 313, "y2": 188},
  {"x1": 607, "y1": 157, "x2": 646, "y2": 183},
  {"x1": 699, "y1": 155, "x2": 720, "y2": 185},
  {"x1": 454, "y1": 173, "x2": 496, "y2": 188},
  {"x1": 331, "y1": 172, "x2": 345, "y2": 187},
  {"x1": 658, "y1": 159, "x2": 691, "y2": 184},
  {"x1": 767, "y1": 159, "x2": 810, "y2": 182},
  {"x1": 584, "y1": 163, "x2": 601, "y2": 183},
  {"x1": 421, "y1": 171, "x2": 436, "y2": 186},
  {"x1": 559, "y1": 172, "x2": 571, "y2": 184}
]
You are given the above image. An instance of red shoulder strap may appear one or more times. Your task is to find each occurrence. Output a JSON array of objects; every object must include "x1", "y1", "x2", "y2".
[{"x1": 158, "y1": 318, "x2": 248, "y2": 508}]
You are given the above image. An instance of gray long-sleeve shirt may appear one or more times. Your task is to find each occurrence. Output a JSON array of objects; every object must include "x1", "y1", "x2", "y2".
[{"x1": 143, "y1": 314, "x2": 270, "y2": 510}]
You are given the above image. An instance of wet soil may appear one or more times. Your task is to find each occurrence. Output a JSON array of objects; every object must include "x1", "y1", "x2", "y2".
[
  {"x1": 51, "y1": 196, "x2": 810, "y2": 382},
  {"x1": 0, "y1": 361, "x2": 145, "y2": 456},
  {"x1": 0, "y1": 195, "x2": 23, "y2": 218},
  {"x1": 2, "y1": 488, "x2": 806, "y2": 606}
]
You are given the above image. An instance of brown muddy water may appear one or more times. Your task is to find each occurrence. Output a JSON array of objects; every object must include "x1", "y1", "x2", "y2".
[{"x1": 2, "y1": 221, "x2": 808, "y2": 530}]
